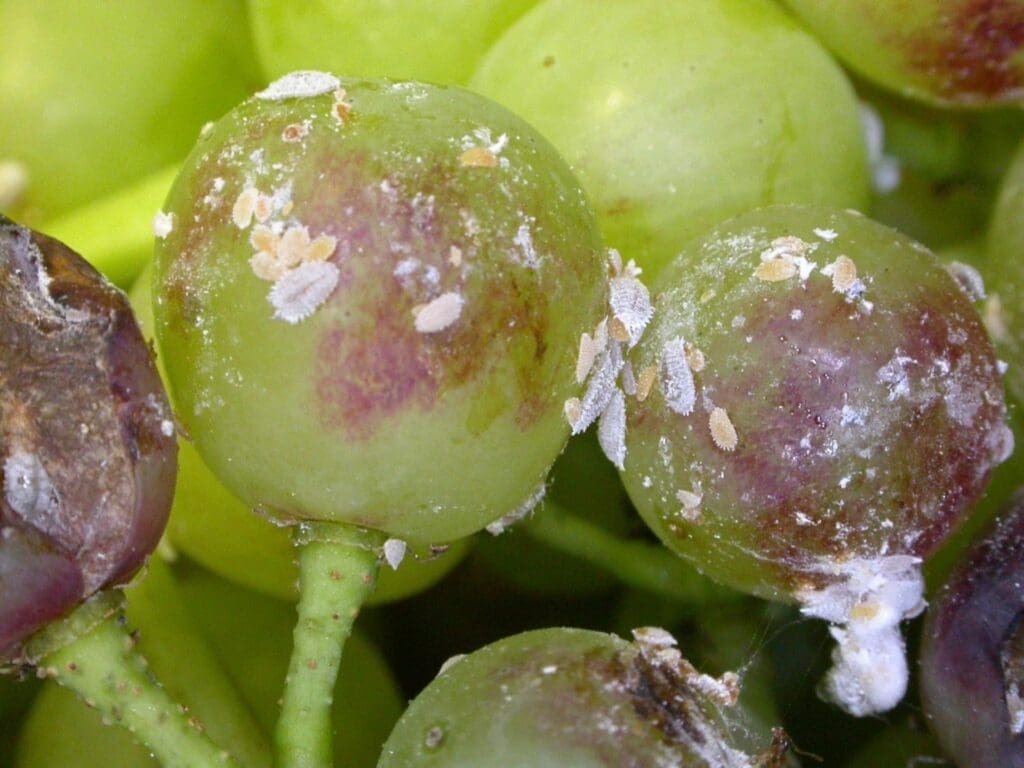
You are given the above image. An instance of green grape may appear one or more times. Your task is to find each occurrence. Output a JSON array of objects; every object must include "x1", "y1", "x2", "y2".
[
  {"x1": 985, "y1": 136, "x2": 1024, "y2": 404},
  {"x1": 378, "y1": 627, "x2": 784, "y2": 768},
  {"x1": 153, "y1": 74, "x2": 607, "y2": 544},
  {"x1": 470, "y1": 0, "x2": 869, "y2": 279},
  {"x1": 129, "y1": 264, "x2": 469, "y2": 603},
  {"x1": 620, "y1": 205, "x2": 1010, "y2": 716},
  {"x1": 783, "y1": 0, "x2": 1024, "y2": 107},
  {"x1": 249, "y1": 0, "x2": 538, "y2": 86},
  {"x1": 0, "y1": 1, "x2": 259, "y2": 226}
]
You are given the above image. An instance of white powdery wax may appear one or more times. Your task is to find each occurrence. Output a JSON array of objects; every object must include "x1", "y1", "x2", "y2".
[
  {"x1": 256, "y1": 71, "x2": 341, "y2": 101},
  {"x1": 797, "y1": 554, "x2": 926, "y2": 716}
]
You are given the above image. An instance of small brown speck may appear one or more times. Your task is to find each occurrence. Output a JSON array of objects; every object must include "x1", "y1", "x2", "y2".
[
  {"x1": 460, "y1": 147, "x2": 498, "y2": 168},
  {"x1": 66, "y1": 662, "x2": 78, "y2": 672},
  {"x1": 329, "y1": 569, "x2": 341, "y2": 581},
  {"x1": 709, "y1": 407, "x2": 738, "y2": 452},
  {"x1": 306, "y1": 659, "x2": 318, "y2": 670},
  {"x1": 282, "y1": 122, "x2": 309, "y2": 143},
  {"x1": 424, "y1": 725, "x2": 445, "y2": 749},
  {"x1": 542, "y1": 55, "x2": 555, "y2": 68},
  {"x1": 636, "y1": 365, "x2": 657, "y2": 402},
  {"x1": 332, "y1": 89, "x2": 352, "y2": 124},
  {"x1": 830, "y1": 255, "x2": 857, "y2": 293},
  {"x1": 755, "y1": 258, "x2": 798, "y2": 282}
]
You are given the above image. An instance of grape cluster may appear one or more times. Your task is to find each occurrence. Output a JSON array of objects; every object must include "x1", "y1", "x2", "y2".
[{"x1": 2, "y1": 1, "x2": 1023, "y2": 767}]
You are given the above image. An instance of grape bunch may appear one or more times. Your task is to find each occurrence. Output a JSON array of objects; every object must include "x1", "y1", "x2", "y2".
[{"x1": 1, "y1": 1, "x2": 1023, "y2": 767}]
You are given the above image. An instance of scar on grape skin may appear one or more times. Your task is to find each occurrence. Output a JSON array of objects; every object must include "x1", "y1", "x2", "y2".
[
  {"x1": 895, "y1": 0, "x2": 1024, "y2": 101},
  {"x1": 484, "y1": 643, "x2": 736, "y2": 765}
]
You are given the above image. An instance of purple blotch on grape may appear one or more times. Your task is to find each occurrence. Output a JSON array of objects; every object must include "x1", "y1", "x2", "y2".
[
  {"x1": 0, "y1": 217, "x2": 176, "y2": 661},
  {"x1": 895, "y1": 0, "x2": 1024, "y2": 103}
]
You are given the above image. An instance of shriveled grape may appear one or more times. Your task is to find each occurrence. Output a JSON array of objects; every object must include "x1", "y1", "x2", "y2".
[{"x1": 0, "y1": 217, "x2": 176, "y2": 661}]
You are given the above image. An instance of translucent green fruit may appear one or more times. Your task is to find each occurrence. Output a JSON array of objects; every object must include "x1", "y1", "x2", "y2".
[
  {"x1": 783, "y1": 0, "x2": 1024, "y2": 107},
  {"x1": 378, "y1": 627, "x2": 782, "y2": 768},
  {"x1": 153, "y1": 74, "x2": 607, "y2": 544},
  {"x1": 470, "y1": 0, "x2": 869, "y2": 279},
  {"x1": 249, "y1": 0, "x2": 538, "y2": 86},
  {"x1": 0, "y1": 1, "x2": 259, "y2": 224},
  {"x1": 620, "y1": 205, "x2": 1010, "y2": 715},
  {"x1": 985, "y1": 136, "x2": 1024, "y2": 403},
  {"x1": 130, "y1": 266, "x2": 468, "y2": 603}
]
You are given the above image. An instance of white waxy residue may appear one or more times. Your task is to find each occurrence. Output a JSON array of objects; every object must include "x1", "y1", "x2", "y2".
[
  {"x1": 598, "y1": 389, "x2": 627, "y2": 470},
  {"x1": 268, "y1": 261, "x2": 340, "y2": 324},
  {"x1": 4, "y1": 451, "x2": 61, "y2": 533},
  {"x1": 798, "y1": 555, "x2": 926, "y2": 716},
  {"x1": 608, "y1": 276, "x2": 654, "y2": 348},
  {"x1": 570, "y1": 341, "x2": 623, "y2": 435},
  {"x1": 255, "y1": 71, "x2": 341, "y2": 101},
  {"x1": 413, "y1": 291, "x2": 464, "y2": 333},
  {"x1": 945, "y1": 261, "x2": 987, "y2": 302},
  {"x1": 383, "y1": 538, "x2": 407, "y2": 571},
  {"x1": 152, "y1": 211, "x2": 174, "y2": 239},
  {"x1": 859, "y1": 101, "x2": 902, "y2": 193},
  {"x1": 661, "y1": 337, "x2": 695, "y2": 416},
  {"x1": 485, "y1": 482, "x2": 546, "y2": 535}
]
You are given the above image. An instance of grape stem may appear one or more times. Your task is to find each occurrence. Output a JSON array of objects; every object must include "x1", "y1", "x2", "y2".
[
  {"x1": 27, "y1": 591, "x2": 238, "y2": 768},
  {"x1": 275, "y1": 522, "x2": 385, "y2": 768},
  {"x1": 523, "y1": 501, "x2": 742, "y2": 604}
]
